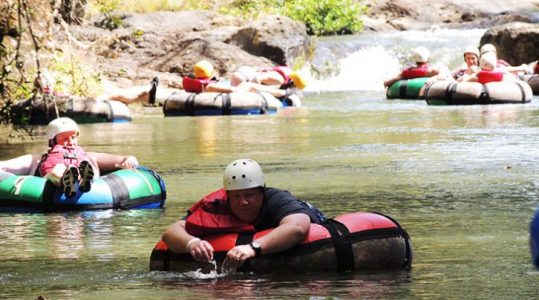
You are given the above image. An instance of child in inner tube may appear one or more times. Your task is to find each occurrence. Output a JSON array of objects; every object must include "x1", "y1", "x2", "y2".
[{"x1": 0, "y1": 117, "x2": 139, "y2": 197}]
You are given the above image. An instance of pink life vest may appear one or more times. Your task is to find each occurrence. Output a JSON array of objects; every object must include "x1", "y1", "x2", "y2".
[
  {"x1": 401, "y1": 63, "x2": 429, "y2": 79},
  {"x1": 182, "y1": 77, "x2": 215, "y2": 93},
  {"x1": 271, "y1": 66, "x2": 292, "y2": 83},
  {"x1": 185, "y1": 188, "x2": 256, "y2": 237},
  {"x1": 477, "y1": 70, "x2": 503, "y2": 84},
  {"x1": 39, "y1": 144, "x2": 92, "y2": 177}
]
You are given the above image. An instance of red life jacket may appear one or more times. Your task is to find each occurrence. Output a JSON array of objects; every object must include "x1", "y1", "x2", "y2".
[
  {"x1": 39, "y1": 144, "x2": 92, "y2": 177},
  {"x1": 185, "y1": 188, "x2": 256, "y2": 236},
  {"x1": 182, "y1": 77, "x2": 214, "y2": 93},
  {"x1": 534, "y1": 62, "x2": 539, "y2": 75},
  {"x1": 401, "y1": 63, "x2": 429, "y2": 79},
  {"x1": 477, "y1": 70, "x2": 503, "y2": 84}
]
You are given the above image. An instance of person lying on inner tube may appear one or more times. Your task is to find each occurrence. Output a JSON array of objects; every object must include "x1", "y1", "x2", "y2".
[
  {"x1": 465, "y1": 53, "x2": 518, "y2": 84},
  {"x1": 0, "y1": 117, "x2": 139, "y2": 197},
  {"x1": 480, "y1": 43, "x2": 534, "y2": 76},
  {"x1": 162, "y1": 158, "x2": 326, "y2": 269},
  {"x1": 452, "y1": 45, "x2": 481, "y2": 82},
  {"x1": 383, "y1": 46, "x2": 451, "y2": 88},
  {"x1": 183, "y1": 60, "x2": 307, "y2": 105}
]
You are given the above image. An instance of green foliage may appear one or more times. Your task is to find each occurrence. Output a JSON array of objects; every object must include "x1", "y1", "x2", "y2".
[
  {"x1": 281, "y1": 0, "x2": 366, "y2": 36},
  {"x1": 219, "y1": 0, "x2": 281, "y2": 20},
  {"x1": 94, "y1": 0, "x2": 123, "y2": 30}
]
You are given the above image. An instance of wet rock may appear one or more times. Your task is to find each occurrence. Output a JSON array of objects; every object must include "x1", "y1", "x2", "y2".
[
  {"x1": 362, "y1": 0, "x2": 537, "y2": 31},
  {"x1": 226, "y1": 15, "x2": 312, "y2": 66},
  {"x1": 480, "y1": 22, "x2": 539, "y2": 65}
]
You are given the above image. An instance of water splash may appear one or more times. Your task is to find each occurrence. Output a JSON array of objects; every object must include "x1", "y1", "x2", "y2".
[{"x1": 305, "y1": 28, "x2": 486, "y2": 93}]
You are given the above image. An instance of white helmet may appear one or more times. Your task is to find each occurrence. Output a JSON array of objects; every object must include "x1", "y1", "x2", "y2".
[
  {"x1": 223, "y1": 159, "x2": 265, "y2": 191},
  {"x1": 46, "y1": 117, "x2": 80, "y2": 141},
  {"x1": 480, "y1": 43, "x2": 497, "y2": 55},
  {"x1": 464, "y1": 46, "x2": 480, "y2": 59},
  {"x1": 480, "y1": 53, "x2": 497, "y2": 71},
  {"x1": 410, "y1": 47, "x2": 430, "y2": 63}
]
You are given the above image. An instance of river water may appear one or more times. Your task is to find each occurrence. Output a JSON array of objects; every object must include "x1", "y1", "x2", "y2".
[{"x1": 1, "y1": 28, "x2": 539, "y2": 299}]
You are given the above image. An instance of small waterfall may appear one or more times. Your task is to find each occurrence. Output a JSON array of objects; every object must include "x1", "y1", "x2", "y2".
[{"x1": 304, "y1": 28, "x2": 487, "y2": 93}]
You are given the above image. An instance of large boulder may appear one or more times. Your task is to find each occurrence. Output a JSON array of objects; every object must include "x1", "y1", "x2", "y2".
[
  {"x1": 226, "y1": 15, "x2": 312, "y2": 66},
  {"x1": 67, "y1": 11, "x2": 311, "y2": 87},
  {"x1": 480, "y1": 22, "x2": 539, "y2": 65}
]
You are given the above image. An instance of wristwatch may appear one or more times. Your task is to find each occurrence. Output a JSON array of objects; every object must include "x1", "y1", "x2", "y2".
[{"x1": 250, "y1": 241, "x2": 262, "y2": 257}]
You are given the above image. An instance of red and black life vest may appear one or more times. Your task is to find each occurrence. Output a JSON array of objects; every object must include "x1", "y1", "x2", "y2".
[
  {"x1": 38, "y1": 144, "x2": 92, "y2": 177},
  {"x1": 401, "y1": 63, "x2": 429, "y2": 79},
  {"x1": 182, "y1": 77, "x2": 215, "y2": 93},
  {"x1": 534, "y1": 62, "x2": 539, "y2": 75},
  {"x1": 477, "y1": 70, "x2": 503, "y2": 84},
  {"x1": 185, "y1": 188, "x2": 256, "y2": 236}
]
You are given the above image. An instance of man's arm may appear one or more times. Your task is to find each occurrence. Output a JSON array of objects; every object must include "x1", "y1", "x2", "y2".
[
  {"x1": 255, "y1": 213, "x2": 311, "y2": 254},
  {"x1": 223, "y1": 213, "x2": 311, "y2": 269},
  {"x1": 162, "y1": 220, "x2": 214, "y2": 262}
]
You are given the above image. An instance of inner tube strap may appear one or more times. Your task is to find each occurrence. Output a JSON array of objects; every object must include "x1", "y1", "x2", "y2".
[
  {"x1": 136, "y1": 166, "x2": 167, "y2": 207},
  {"x1": 220, "y1": 93, "x2": 232, "y2": 115},
  {"x1": 256, "y1": 92, "x2": 269, "y2": 114},
  {"x1": 102, "y1": 174, "x2": 130, "y2": 209},
  {"x1": 103, "y1": 99, "x2": 114, "y2": 121},
  {"x1": 444, "y1": 82, "x2": 457, "y2": 104},
  {"x1": 479, "y1": 84, "x2": 490, "y2": 104},
  {"x1": 42, "y1": 180, "x2": 57, "y2": 212},
  {"x1": 513, "y1": 80, "x2": 527, "y2": 102},
  {"x1": 185, "y1": 93, "x2": 196, "y2": 116},
  {"x1": 163, "y1": 249, "x2": 171, "y2": 271},
  {"x1": 399, "y1": 80, "x2": 408, "y2": 98},
  {"x1": 162, "y1": 91, "x2": 181, "y2": 116},
  {"x1": 322, "y1": 219, "x2": 355, "y2": 271},
  {"x1": 371, "y1": 212, "x2": 413, "y2": 267}
]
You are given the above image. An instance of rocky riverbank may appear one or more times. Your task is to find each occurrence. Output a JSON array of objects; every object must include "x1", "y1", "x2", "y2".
[{"x1": 60, "y1": 0, "x2": 539, "y2": 91}]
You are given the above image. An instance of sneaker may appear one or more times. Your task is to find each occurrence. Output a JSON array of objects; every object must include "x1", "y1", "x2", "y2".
[
  {"x1": 78, "y1": 160, "x2": 94, "y2": 193},
  {"x1": 62, "y1": 166, "x2": 79, "y2": 198}
]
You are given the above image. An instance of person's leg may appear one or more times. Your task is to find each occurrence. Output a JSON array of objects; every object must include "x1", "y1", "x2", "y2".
[{"x1": 78, "y1": 160, "x2": 94, "y2": 193}]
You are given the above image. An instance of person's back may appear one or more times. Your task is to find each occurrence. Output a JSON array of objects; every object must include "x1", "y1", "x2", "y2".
[{"x1": 384, "y1": 47, "x2": 448, "y2": 88}]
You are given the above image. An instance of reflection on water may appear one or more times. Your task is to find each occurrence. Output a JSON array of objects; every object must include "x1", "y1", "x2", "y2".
[
  {"x1": 2, "y1": 28, "x2": 539, "y2": 299},
  {"x1": 2, "y1": 91, "x2": 539, "y2": 298}
]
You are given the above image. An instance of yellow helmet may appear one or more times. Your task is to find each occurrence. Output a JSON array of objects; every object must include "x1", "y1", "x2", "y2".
[
  {"x1": 194, "y1": 60, "x2": 214, "y2": 79},
  {"x1": 289, "y1": 70, "x2": 307, "y2": 90}
]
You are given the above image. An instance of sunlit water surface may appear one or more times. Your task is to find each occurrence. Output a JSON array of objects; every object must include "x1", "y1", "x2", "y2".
[{"x1": 1, "y1": 28, "x2": 539, "y2": 299}]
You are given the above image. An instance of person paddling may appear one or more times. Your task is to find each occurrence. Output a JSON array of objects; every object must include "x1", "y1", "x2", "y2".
[{"x1": 161, "y1": 158, "x2": 325, "y2": 269}]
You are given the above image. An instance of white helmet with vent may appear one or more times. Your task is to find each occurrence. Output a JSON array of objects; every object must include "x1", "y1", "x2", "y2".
[{"x1": 223, "y1": 159, "x2": 265, "y2": 191}]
